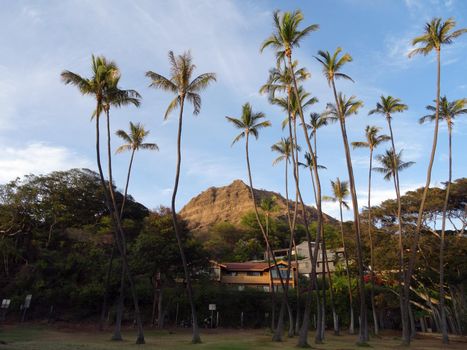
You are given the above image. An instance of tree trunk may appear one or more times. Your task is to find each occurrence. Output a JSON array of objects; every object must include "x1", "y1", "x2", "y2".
[
  {"x1": 404, "y1": 48, "x2": 441, "y2": 346},
  {"x1": 439, "y1": 121, "x2": 452, "y2": 344},
  {"x1": 99, "y1": 242, "x2": 116, "y2": 331},
  {"x1": 323, "y1": 243, "x2": 339, "y2": 335},
  {"x1": 95, "y1": 107, "x2": 144, "y2": 344},
  {"x1": 112, "y1": 264, "x2": 125, "y2": 341},
  {"x1": 120, "y1": 149, "x2": 136, "y2": 218},
  {"x1": 387, "y1": 117, "x2": 409, "y2": 343},
  {"x1": 331, "y1": 79, "x2": 368, "y2": 343},
  {"x1": 106, "y1": 111, "x2": 144, "y2": 344},
  {"x1": 170, "y1": 96, "x2": 201, "y2": 344},
  {"x1": 367, "y1": 148, "x2": 379, "y2": 336}
]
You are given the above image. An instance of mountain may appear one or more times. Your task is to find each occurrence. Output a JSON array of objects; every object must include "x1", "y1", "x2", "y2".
[{"x1": 179, "y1": 179, "x2": 336, "y2": 232}]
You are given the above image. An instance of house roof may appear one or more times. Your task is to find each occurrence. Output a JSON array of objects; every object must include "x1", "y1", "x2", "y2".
[{"x1": 213, "y1": 260, "x2": 294, "y2": 272}]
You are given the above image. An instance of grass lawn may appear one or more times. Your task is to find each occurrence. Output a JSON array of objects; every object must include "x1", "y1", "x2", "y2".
[{"x1": 0, "y1": 325, "x2": 465, "y2": 350}]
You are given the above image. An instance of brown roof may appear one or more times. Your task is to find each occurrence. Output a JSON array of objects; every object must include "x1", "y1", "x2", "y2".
[{"x1": 215, "y1": 261, "x2": 293, "y2": 272}]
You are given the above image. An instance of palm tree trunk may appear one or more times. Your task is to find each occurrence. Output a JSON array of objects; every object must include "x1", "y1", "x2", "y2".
[
  {"x1": 106, "y1": 111, "x2": 144, "y2": 343},
  {"x1": 323, "y1": 239, "x2": 338, "y2": 335},
  {"x1": 340, "y1": 203, "x2": 355, "y2": 334},
  {"x1": 439, "y1": 121, "x2": 452, "y2": 344},
  {"x1": 99, "y1": 242, "x2": 115, "y2": 331},
  {"x1": 405, "y1": 48, "x2": 442, "y2": 345},
  {"x1": 171, "y1": 96, "x2": 201, "y2": 344},
  {"x1": 120, "y1": 149, "x2": 136, "y2": 218},
  {"x1": 264, "y1": 212, "x2": 276, "y2": 331},
  {"x1": 368, "y1": 149, "x2": 379, "y2": 335},
  {"x1": 331, "y1": 79, "x2": 368, "y2": 343},
  {"x1": 285, "y1": 55, "x2": 324, "y2": 346},
  {"x1": 387, "y1": 117, "x2": 409, "y2": 342},
  {"x1": 112, "y1": 264, "x2": 125, "y2": 341},
  {"x1": 95, "y1": 108, "x2": 144, "y2": 344}
]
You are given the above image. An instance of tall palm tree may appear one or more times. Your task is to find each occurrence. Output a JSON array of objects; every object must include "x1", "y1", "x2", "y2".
[
  {"x1": 323, "y1": 178, "x2": 354, "y2": 334},
  {"x1": 368, "y1": 96, "x2": 409, "y2": 339},
  {"x1": 352, "y1": 126, "x2": 390, "y2": 335},
  {"x1": 116, "y1": 122, "x2": 159, "y2": 218},
  {"x1": 261, "y1": 11, "x2": 324, "y2": 346},
  {"x1": 420, "y1": 96, "x2": 467, "y2": 343},
  {"x1": 146, "y1": 51, "x2": 216, "y2": 344},
  {"x1": 374, "y1": 150, "x2": 414, "y2": 180},
  {"x1": 101, "y1": 71, "x2": 143, "y2": 342},
  {"x1": 408, "y1": 18, "x2": 467, "y2": 345},
  {"x1": 61, "y1": 56, "x2": 145, "y2": 344},
  {"x1": 260, "y1": 60, "x2": 310, "y2": 97},
  {"x1": 321, "y1": 82, "x2": 368, "y2": 341}
]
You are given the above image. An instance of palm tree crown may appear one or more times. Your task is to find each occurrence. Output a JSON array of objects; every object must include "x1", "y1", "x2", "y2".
[
  {"x1": 271, "y1": 86, "x2": 318, "y2": 128},
  {"x1": 352, "y1": 126, "x2": 390, "y2": 151},
  {"x1": 260, "y1": 10, "x2": 319, "y2": 60},
  {"x1": 324, "y1": 93, "x2": 363, "y2": 120},
  {"x1": 226, "y1": 103, "x2": 271, "y2": 145},
  {"x1": 271, "y1": 137, "x2": 299, "y2": 165},
  {"x1": 116, "y1": 122, "x2": 159, "y2": 154},
  {"x1": 260, "y1": 61, "x2": 310, "y2": 97},
  {"x1": 368, "y1": 96, "x2": 408, "y2": 120},
  {"x1": 419, "y1": 96, "x2": 467, "y2": 126},
  {"x1": 409, "y1": 17, "x2": 467, "y2": 57},
  {"x1": 324, "y1": 178, "x2": 350, "y2": 209},
  {"x1": 374, "y1": 150, "x2": 415, "y2": 181},
  {"x1": 146, "y1": 51, "x2": 216, "y2": 119},
  {"x1": 314, "y1": 48, "x2": 353, "y2": 85}
]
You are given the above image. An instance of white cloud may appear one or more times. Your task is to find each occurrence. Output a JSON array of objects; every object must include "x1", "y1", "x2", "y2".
[{"x1": 0, "y1": 142, "x2": 91, "y2": 183}]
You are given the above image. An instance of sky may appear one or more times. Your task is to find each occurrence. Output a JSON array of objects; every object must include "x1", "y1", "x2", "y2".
[{"x1": 1, "y1": 0, "x2": 466, "y2": 220}]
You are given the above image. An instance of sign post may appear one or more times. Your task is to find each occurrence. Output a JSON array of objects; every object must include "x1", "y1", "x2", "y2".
[{"x1": 208, "y1": 304, "x2": 216, "y2": 328}]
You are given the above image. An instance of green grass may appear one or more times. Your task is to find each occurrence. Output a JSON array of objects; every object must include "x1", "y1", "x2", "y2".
[{"x1": 0, "y1": 326, "x2": 465, "y2": 350}]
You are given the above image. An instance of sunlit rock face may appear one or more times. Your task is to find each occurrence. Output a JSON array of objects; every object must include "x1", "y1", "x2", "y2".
[{"x1": 179, "y1": 179, "x2": 336, "y2": 232}]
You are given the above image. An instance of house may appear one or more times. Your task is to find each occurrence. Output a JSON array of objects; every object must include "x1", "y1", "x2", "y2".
[
  {"x1": 211, "y1": 260, "x2": 297, "y2": 292},
  {"x1": 265, "y1": 241, "x2": 345, "y2": 277}
]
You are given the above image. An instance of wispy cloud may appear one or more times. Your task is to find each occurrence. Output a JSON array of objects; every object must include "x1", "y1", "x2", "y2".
[{"x1": 0, "y1": 142, "x2": 91, "y2": 183}]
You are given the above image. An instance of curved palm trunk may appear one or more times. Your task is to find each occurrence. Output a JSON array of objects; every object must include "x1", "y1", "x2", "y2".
[
  {"x1": 367, "y1": 149, "x2": 379, "y2": 335},
  {"x1": 339, "y1": 202, "x2": 355, "y2": 334},
  {"x1": 285, "y1": 56, "x2": 325, "y2": 347},
  {"x1": 120, "y1": 149, "x2": 136, "y2": 218},
  {"x1": 386, "y1": 118, "x2": 409, "y2": 342},
  {"x1": 94, "y1": 109, "x2": 144, "y2": 344},
  {"x1": 171, "y1": 97, "x2": 201, "y2": 344},
  {"x1": 99, "y1": 242, "x2": 116, "y2": 331},
  {"x1": 405, "y1": 49, "x2": 441, "y2": 346},
  {"x1": 264, "y1": 212, "x2": 276, "y2": 331},
  {"x1": 331, "y1": 79, "x2": 368, "y2": 343},
  {"x1": 439, "y1": 121, "x2": 452, "y2": 344}
]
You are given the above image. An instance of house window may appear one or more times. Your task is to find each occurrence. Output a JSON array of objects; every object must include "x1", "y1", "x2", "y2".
[
  {"x1": 271, "y1": 268, "x2": 290, "y2": 279},
  {"x1": 226, "y1": 271, "x2": 238, "y2": 276},
  {"x1": 247, "y1": 271, "x2": 262, "y2": 276}
]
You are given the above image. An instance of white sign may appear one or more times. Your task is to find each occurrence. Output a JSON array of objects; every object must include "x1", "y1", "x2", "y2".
[
  {"x1": 24, "y1": 294, "x2": 32, "y2": 308},
  {"x1": 208, "y1": 304, "x2": 216, "y2": 311},
  {"x1": 1, "y1": 299, "x2": 10, "y2": 308}
]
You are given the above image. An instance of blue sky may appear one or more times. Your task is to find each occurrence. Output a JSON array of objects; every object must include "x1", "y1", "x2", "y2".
[{"x1": 1, "y1": 0, "x2": 466, "y2": 220}]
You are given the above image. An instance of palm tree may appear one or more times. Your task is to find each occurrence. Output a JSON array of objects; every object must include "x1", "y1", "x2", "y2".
[
  {"x1": 321, "y1": 80, "x2": 368, "y2": 341},
  {"x1": 368, "y1": 96, "x2": 409, "y2": 339},
  {"x1": 352, "y1": 126, "x2": 390, "y2": 335},
  {"x1": 146, "y1": 51, "x2": 216, "y2": 344},
  {"x1": 408, "y1": 18, "x2": 467, "y2": 345},
  {"x1": 323, "y1": 178, "x2": 354, "y2": 334},
  {"x1": 61, "y1": 56, "x2": 145, "y2": 344},
  {"x1": 374, "y1": 150, "x2": 414, "y2": 180},
  {"x1": 261, "y1": 11, "x2": 324, "y2": 346},
  {"x1": 420, "y1": 96, "x2": 467, "y2": 343},
  {"x1": 260, "y1": 60, "x2": 310, "y2": 97},
  {"x1": 116, "y1": 122, "x2": 159, "y2": 218},
  {"x1": 227, "y1": 103, "x2": 295, "y2": 342}
]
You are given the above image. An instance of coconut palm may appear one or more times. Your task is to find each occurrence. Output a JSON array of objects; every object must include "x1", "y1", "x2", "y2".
[
  {"x1": 146, "y1": 51, "x2": 216, "y2": 344},
  {"x1": 228, "y1": 104, "x2": 295, "y2": 337},
  {"x1": 368, "y1": 96, "x2": 410, "y2": 339},
  {"x1": 420, "y1": 96, "x2": 467, "y2": 344},
  {"x1": 352, "y1": 126, "x2": 390, "y2": 335},
  {"x1": 408, "y1": 18, "x2": 467, "y2": 345},
  {"x1": 116, "y1": 122, "x2": 159, "y2": 216},
  {"x1": 61, "y1": 56, "x2": 145, "y2": 344},
  {"x1": 320, "y1": 89, "x2": 368, "y2": 343},
  {"x1": 374, "y1": 150, "x2": 414, "y2": 180},
  {"x1": 323, "y1": 178, "x2": 355, "y2": 334},
  {"x1": 260, "y1": 61, "x2": 310, "y2": 97},
  {"x1": 261, "y1": 12, "x2": 325, "y2": 346},
  {"x1": 317, "y1": 45, "x2": 369, "y2": 341}
]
